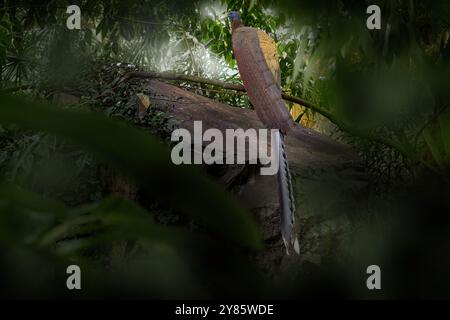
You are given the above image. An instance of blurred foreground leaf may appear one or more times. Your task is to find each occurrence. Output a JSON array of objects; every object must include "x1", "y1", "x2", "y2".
[{"x1": 0, "y1": 94, "x2": 262, "y2": 250}]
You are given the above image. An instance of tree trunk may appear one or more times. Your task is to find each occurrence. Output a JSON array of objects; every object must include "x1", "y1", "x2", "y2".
[{"x1": 142, "y1": 79, "x2": 368, "y2": 276}]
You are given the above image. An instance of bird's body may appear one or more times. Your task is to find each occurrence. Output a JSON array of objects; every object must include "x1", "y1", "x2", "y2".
[
  {"x1": 229, "y1": 12, "x2": 300, "y2": 255},
  {"x1": 231, "y1": 25, "x2": 294, "y2": 134}
]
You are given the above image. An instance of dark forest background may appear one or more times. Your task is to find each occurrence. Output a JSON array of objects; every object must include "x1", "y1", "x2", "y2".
[{"x1": 0, "y1": 0, "x2": 450, "y2": 299}]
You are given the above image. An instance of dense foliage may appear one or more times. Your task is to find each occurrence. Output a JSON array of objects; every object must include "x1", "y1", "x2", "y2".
[{"x1": 0, "y1": 0, "x2": 450, "y2": 298}]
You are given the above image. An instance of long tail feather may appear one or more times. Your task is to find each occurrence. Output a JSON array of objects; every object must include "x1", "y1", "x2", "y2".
[{"x1": 275, "y1": 130, "x2": 300, "y2": 255}]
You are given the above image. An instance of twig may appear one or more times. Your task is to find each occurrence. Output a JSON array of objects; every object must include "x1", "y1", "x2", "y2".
[{"x1": 116, "y1": 71, "x2": 313, "y2": 107}]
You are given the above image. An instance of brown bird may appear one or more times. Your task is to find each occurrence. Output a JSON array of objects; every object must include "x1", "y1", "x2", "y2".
[{"x1": 228, "y1": 11, "x2": 300, "y2": 255}]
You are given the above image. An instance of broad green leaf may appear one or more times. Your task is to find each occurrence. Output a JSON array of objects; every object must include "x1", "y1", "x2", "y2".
[
  {"x1": 438, "y1": 108, "x2": 450, "y2": 159},
  {"x1": 423, "y1": 128, "x2": 445, "y2": 171},
  {"x1": 0, "y1": 182, "x2": 66, "y2": 217},
  {"x1": 0, "y1": 94, "x2": 262, "y2": 250}
]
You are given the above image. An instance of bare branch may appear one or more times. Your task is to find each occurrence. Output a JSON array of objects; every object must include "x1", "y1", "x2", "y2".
[{"x1": 117, "y1": 70, "x2": 411, "y2": 158}]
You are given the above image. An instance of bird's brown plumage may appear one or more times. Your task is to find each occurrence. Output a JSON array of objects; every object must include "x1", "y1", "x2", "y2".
[
  {"x1": 232, "y1": 21, "x2": 300, "y2": 255},
  {"x1": 232, "y1": 26, "x2": 294, "y2": 134}
]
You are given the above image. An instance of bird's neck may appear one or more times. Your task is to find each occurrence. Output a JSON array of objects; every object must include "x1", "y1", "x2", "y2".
[{"x1": 232, "y1": 20, "x2": 243, "y2": 31}]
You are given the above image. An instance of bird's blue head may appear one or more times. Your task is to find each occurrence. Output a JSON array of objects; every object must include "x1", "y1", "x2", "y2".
[{"x1": 227, "y1": 11, "x2": 241, "y2": 22}]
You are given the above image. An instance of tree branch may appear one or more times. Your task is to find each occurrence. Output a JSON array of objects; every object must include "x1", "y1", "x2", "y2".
[
  {"x1": 117, "y1": 71, "x2": 411, "y2": 158},
  {"x1": 117, "y1": 71, "x2": 327, "y2": 113}
]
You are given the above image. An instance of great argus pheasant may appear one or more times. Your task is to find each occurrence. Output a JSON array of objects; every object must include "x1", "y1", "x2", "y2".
[{"x1": 228, "y1": 11, "x2": 300, "y2": 255}]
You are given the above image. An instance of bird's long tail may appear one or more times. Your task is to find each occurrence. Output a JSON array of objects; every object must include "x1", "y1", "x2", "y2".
[{"x1": 275, "y1": 130, "x2": 300, "y2": 255}]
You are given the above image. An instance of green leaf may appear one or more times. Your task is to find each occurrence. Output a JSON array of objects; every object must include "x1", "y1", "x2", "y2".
[
  {"x1": 438, "y1": 108, "x2": 450, "y2": 159},
  {"x1": 213, "y1": 24, "x2": 221, "y2": 37},
  {"x1": 95, "y1": 19, "x2": 105, "y2": 36},
  {"x1": 0, "y1": 183, "x2": 67, "y2": 243},
  {"x1": 0, "y1": 94, "x2": 262, "y2": 250},
  {"x1": 42, "y1": 196, "x2": 209, "y2": 253},
  {"x1": 423, "y1": 128, "x2": 445, "y2": 171},
  {"x1": 0, "y1": 182, "x2": 66, "y2": 217}
]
